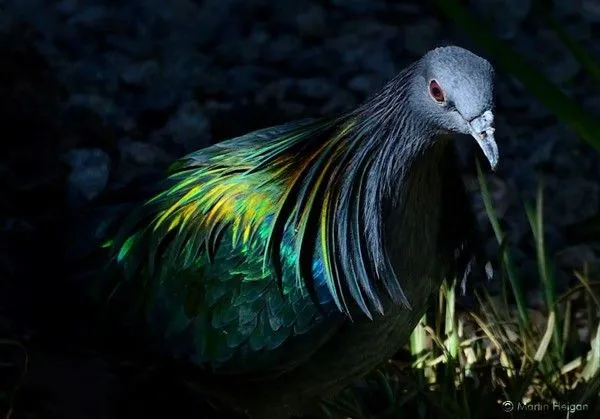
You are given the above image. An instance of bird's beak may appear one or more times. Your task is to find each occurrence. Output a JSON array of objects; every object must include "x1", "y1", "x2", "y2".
[{"x1": 467, "y1": 110, "x2": 498, "y2": 171}]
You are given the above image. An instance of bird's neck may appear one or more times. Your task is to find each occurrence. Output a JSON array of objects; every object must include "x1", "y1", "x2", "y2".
[
  {"x1": 355, "y1": 107, "x2": 448, "y2": 266},
  {"x1": 348, "y1": 64, "x2": 445, "y2": 235},
  {"x1": 331, "y1": 66, "x2": 450, "y2": 317},
  {"x1": 352, "y1": 61, "x2": 438, "y2": 200}
]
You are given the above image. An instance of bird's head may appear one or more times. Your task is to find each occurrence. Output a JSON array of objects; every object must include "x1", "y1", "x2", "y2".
[{"x1": 411, "y1": 46, "x2": 498, "y2": 170}]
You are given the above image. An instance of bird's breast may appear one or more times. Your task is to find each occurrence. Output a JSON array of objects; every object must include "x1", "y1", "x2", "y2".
[
  {"x1": 312, "y1": 146, "x2": 448, "y2": 381},
  {"x1": 385, "y1": 151, "x2": 445, "y2": 289}
]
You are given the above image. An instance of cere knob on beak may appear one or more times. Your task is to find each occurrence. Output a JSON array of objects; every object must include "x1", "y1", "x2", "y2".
[{"x1": 468, "y1": 110, "x2": 498, "y2": 171}]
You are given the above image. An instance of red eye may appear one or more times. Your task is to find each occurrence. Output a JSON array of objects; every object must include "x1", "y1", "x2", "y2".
[{"x1": 429, "y1": 80, "x2": 445, "y2": 103}]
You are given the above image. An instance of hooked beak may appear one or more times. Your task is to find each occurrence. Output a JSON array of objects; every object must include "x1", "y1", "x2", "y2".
[{"x1": 467, "y1": 110, "x2": 498, "y2": 171}]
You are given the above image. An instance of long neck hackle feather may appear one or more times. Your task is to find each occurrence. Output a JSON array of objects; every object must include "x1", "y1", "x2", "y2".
[
  {"x1": 257, "y1": 60, "x2": 448, "y2": 320},
  {"x1": 111, "y1": 60, "x2": 451, "y2": 323},
  {"x1": 322, "y1": 61, "x2": 447, "y2": 319}
]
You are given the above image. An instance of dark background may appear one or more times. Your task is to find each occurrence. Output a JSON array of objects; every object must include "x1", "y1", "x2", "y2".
[{"x1": 1, "y1": 0, "x2": 599, "y2": 417}]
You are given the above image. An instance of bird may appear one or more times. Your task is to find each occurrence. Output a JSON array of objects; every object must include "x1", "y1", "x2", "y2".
[{"x1": 89, "y1": 45, "x2": 498, "y2": 418}]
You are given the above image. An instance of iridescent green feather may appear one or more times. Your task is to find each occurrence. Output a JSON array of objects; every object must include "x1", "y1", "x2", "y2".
[{"x1": 108, "y1": 118, "x2": 355, "y2": 374}]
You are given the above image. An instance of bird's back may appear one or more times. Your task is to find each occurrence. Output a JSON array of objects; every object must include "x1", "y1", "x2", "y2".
[{"x1": 107, "y1": 119, "x2": 348, "y2": 377}]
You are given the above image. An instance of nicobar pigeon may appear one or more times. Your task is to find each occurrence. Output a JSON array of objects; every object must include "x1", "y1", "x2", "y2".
[{"x1": 98, "y1": 46, "x2": 497, "y2": 418}]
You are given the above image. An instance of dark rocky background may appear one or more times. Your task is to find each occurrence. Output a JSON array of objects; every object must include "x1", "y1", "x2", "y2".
[{"x1": 1, "y1": 0, "x2": 599, "y2": 417}]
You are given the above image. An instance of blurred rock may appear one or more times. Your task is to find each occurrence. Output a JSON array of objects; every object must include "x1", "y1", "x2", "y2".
[
  {"x1": 264, "y1": 35, "x2": 301, "y2": 64},
  {"x1": 556, "y1": 245, "x2": 599, "y2": 274},
  {"x1": 255, "y1": 78, "x2": 295, "y2": 105},
  {"x1": 63, "y1": 148, "x2": 110, "y2": 204},
  {"x1": 528, "y1": 127, "x2": 559, "y2": 166},
  {"x1": 321, "y1": 89, "x2": 357, "y2": 114},
  {"x1": 551, "y1": 177, "x2": 600, "y2": 225},
  {"x1": 553, "y1": 0, "x2": 579, "y2": 18},
  {"x1": 582, "y1": 0, "x2": 600, "y2": 22},
  {"x1": 296, "y1": 4, "x2": 327, "y2": 38},
  {"x1": 464, "y1": 174, "x2": 515, "y2": 223},
  {"x1": 56, "y1": 0, "x2": 79, "y2": 15},
  {"x1": 67, "y1": 94, "x2": 117, "y2": 120},
  {"x1": 469, "y1": 0, "x2": 531, "y2": 39},
  {"x1": 536, "y1": 30, "x2": 581, "y2": 83},
  {"x1": 120, "y1": 60, "x2": 160, "y2": 86},
  {"x1": 295, "y1": 77, "x2": 336, "y2": 100},
  {"x1": 330, "y1": 0, "x2": 385, "y2": 14},
  {"x1": 67, "y1": 5, "x2": 108, "y2": 27},
  {"x1": 0, "y1": 8, "x2": 14, "y2": 34},
  {"x1": 347, "y1": 75, "x2": 378, "y2": 94},
  {"x1": 118, "y1": 138, "x2": 170, "y2": 166},
  {"x1": 525, "y1": 289, "x2": 545, "y2": 311},
  {"x1": 226, "y1": 66, "x2": 270, "y2": 96},
  {"x1": 403, "y1": 18, "x2": 441, "y2": 56},
  {"x1": 161, "y1": 100, "x2": 211, "y2": 151},
  {"x1": 331, "y1": 22, "x2": 398, "y2": 79}
]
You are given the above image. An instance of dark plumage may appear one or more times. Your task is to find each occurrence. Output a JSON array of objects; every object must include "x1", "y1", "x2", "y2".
[{"x1": 92, "y1": 46, "x2": 498, "y2": 418}]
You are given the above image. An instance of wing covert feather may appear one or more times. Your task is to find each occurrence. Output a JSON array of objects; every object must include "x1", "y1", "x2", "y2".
[{"x1": 110, "y1": 119, "x2": 347, "y2": 375}]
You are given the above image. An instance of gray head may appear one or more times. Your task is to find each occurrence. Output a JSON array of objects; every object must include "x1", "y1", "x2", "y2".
[{"x1": 411, "y1": 46, "x2": 498, "y2": 169}]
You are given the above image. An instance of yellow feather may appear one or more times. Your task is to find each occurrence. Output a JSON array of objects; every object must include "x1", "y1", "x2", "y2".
[
  {"x1": 168, "y1": 213, "x2": 182, "y2": 232},
  {"x1": 155, "y1": 185, "x2": 202, "y2": 229}
]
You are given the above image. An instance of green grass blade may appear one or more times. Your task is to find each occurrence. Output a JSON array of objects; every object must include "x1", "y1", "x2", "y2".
[
  {"x1": 582, "y1": 321, "x2": 600, "y2": 382},
  {"x1": 565, "y1": 213, "x2": 600, "y2": 242},
  {"x1": 476, "y1": 160, "x2": 530, "y2": 331},
  {"x1": 524, "y1": 182, "x2": 562, "y2": 359},
  {"x1": 534, "y1": 310, "x2": 555, "y2": 362},
  {"x1": 444, "y1": 282, "x2": 459, "y2": 359},
  {"x1": 562, "y1": 298, "x2": 573, "y2": 360},
  {"x1": 411, "y1": 314, "x2": 428, "y2": 364}
]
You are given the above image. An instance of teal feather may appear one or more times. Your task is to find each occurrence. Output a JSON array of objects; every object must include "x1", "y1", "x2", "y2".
[{"x1": 107, "y1": 117, "x2": 353, "y2": 375}]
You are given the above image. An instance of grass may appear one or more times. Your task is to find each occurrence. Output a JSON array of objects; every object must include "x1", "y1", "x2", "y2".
[{"x1": 320, "y1": 165, "x2": 600, "y2": 418}]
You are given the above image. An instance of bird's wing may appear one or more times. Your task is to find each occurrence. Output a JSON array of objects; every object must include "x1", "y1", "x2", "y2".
[
  {"x1": 107, "y1": 117, "x2": 348, "y2": 377},
  {"x1": 168, "y1": 118, "x2": 318, "y2": 171}
]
